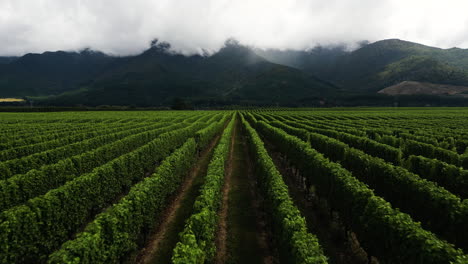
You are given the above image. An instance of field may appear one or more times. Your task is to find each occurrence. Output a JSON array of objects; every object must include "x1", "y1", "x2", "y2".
[
  {"x1": 0, "y1": 109, "x2": 467, "y2": 264},
  {"x1": 0, "y1": 98, "x2": 25, "y2": 103}
]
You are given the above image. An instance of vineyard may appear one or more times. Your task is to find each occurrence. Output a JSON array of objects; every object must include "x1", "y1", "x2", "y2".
[{"x1": 0, "y1": 109, "x2": 467, "y2": 264}]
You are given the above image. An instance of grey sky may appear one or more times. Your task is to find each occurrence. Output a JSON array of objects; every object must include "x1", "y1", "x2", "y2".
[{"x1": 1, "y1": 0, "x2": 468, "y2": 56}]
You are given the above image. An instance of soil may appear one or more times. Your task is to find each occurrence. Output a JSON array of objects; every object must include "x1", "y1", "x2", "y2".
[{"x1": 215, "y1": 117, "x2": 279, "y2": 264}]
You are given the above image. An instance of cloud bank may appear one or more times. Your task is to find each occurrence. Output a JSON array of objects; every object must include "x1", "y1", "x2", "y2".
[{"x1": 1, "y1": 0, "x2": 468, "y2": 56}]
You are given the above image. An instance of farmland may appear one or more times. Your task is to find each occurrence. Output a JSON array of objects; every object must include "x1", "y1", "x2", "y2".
[{"x1": 0, "y1": 109, "x2": 467, "y2": 264}]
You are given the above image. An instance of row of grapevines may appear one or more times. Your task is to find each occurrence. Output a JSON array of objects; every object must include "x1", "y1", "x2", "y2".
[
  {"x1": 403, "y1": 140, "x2": 463, "y2": 166},
  {"x1": 0, "y1": 122, "x2": 106, "y2": 149},
  {"x1": 172, "y1": 116, "x2": 235, "y2": 263},
  {"x1": 194, "y1": 114, "x2": 230, "y2": 150},
  {"x1": 0, "y1": 122, "x2": 94, "y2": 140},
  {"x1": 312, "y1": 115, "x2": 463, "y2": 143},
  {"x1": 333, "y1": 118, "x2": 468, "y2": 152},
  {"x1": 285, "y1": 115, "x2": 463, "y2": 160},
  {"x1": 0, "y1": 121, "x2": 190, "y2": 212},
  {"x1": 240, "y1": 115, "x2": 328, "y2": 264},
  {"x1": 198, "y1": 113, "x2": 221, "y2": 123},
  {"x1": 48, "y1": 138, "x2": 198, "y2": 263},
  {"x1": 0, "y1": 118, "x2": 129, "y2": 140},
  {"x1": 0, "y1": 122, "x2": 206, "y2": 263},
  {"x1": 0, "y1": 121, "x2": 178, "y2": 179},
  {"x1": 405, "y1": 155, "x2": 468, "y2": 199},
  {"x1": 281, "y1": 120, "x2": 403, "y2": 164},
  {"x1": 273, "y1": 113, "x2": 468, "y2": 194},
  {"x1": 273, "y1": 117, "x2": 468, "y2": 192},
  {"x1": 284, "y1": 117, "x2": 468, "y2": 171},
  {"x1": 266, "y1": 120, "x2": 468, "y2": 250},
  {"x1": 290, "y1": 118, "x2": 367, "y2": 137},
  {"x1": 47, "y1": 114, "x2": 229, "y2": 263},
  {"x1": 254, "y1": 120, "x2": 467, "y2": 264},
  {"x1": 0, "y1": 121, "x2": 145, "y2": 161},
  {"x1": 0, "y1": 118, "x2": 147, "y2": 146},
  {"x1": 323, "y1": 118, "x2": 468, "y2": 164}
]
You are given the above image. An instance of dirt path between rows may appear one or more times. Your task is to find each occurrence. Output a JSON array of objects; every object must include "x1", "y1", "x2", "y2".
[
  {"x1": 214, "y1": 116, "x2": 236, "y2": 264},
  {"x1": 135, "y1": 133, "x2": 222, "y2": 264},
  {"x1": 215, "y1": 117, "x2": 278, "y2": 264}
]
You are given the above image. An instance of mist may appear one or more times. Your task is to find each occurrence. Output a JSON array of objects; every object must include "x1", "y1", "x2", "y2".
[{"x1": 1, "y1": 0, "x2": 468, "y2": 56}]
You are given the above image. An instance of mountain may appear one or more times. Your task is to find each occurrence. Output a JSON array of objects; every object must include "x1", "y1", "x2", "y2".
[
  {"x1": 2, "y1": 38, "x2": 468, "y2": 107},
  {"x1": 254, "y1": 45, "x2": 348, "y2": 80},
  {"x1": 38, "y1": 40, "x2": 338, "y2": 106},
  {"x1": 0, "y1": 57, "x2": 18, "y2": 64},
  {"x1": 0, "y1": 49, "x2": 114, "y2": 97},
  {"x1": 258, "y1": 39, "x2": 468, "y2": 92}
]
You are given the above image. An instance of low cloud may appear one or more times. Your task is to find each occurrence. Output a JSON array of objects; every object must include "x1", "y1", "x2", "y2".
[{"x1": 1, "y1": 0, "x2": 468, "y2": 56}]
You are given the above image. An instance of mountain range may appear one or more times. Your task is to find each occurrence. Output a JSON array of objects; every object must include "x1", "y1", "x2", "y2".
[
  {"x1": 2, "y1": 38, "x2": 468, "y2": 107},
  {"x1": 258, "y1": 39, "x2": 468, "y2": 92}
]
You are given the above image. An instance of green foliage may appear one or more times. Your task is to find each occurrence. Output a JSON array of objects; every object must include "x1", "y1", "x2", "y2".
[
  {"x1": 241, "y1": 114, "x2": 328, "y2": 264},
  {"x1": 405, "y1": 155, "x2": 468, "y2": 198},
  {"x1": 2, "y1": 109, "x2": 468, "y2": 264},
  {"x1": 255, "y1": 120, "x2": 466, "y2": 263},
  {"x1": 403, "y1": 139, "x2": 461, "y2": 166},
  {"x1": 0, "y1": 122, "x2": 180, "y2": 178},
  {"x1": 48, "y1": 138, "x2": 198, "y2": 263},
  {"x1": 283, "y1": 120, "x2": 403, "y2": 165},
  {"x1": 0, "y1": 122, "x2": 205, "y2": 263},
  {"x1": 172, "y1": 116, "x2": 235, "y2": 263},
  {"x1": 265, "y1": 120, "x2": 468, "y2": 251},
  {"x1": 194, "y1": 114, "x2": 230, "y2": 149},
  {"x1": 0, "y1": 122, "x2": 185, "y2": 211}
]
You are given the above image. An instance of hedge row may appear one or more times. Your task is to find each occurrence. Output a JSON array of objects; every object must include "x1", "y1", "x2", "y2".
[
  {"x1": 403, "y1": 140, "x2": 461, "y2": 166},
  {"x1": 283, "y1": 120, "x2": 403, "y2": 165},
  {"x1": 0, "y1": 122, "x2": 206, "y2": 263},
  {"x1": 172, "y1": 116, "x2": 235, "y2": 263},
  {"x1": 48, "y1": 138, "x2": 198, "y2": 263},
  {"x1": 255, "y1": 120, "x2": 467, "y2": 264},
  {"x1": 0, "y1": 121, "x2": 179, "y2": 179},
  {"x1": 0, "y1": 122, "x2": 143, "y2": 161},
  {"x1": 405, "y1": 155, "x2": 468, "y2": 199},
  {"x1": 0, "y1": 122, "x2": 113, "y2": 150},
  {"x1": 241, "y1": 115, "x2": 328, "y2": 264},
  {"x1": 0, "y1": 122, "x2": 187, "y2": 212},
  {"x1": 266, "y1": 120, "x2": 468, "y2": 251},
  {"x1": 194, "y1": 114, "x2": 230, "y2": 150}
]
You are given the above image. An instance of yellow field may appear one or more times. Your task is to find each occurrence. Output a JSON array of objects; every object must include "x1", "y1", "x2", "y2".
[{"x1": 0, "y1": 98, "x2": 25, "y2": 102}]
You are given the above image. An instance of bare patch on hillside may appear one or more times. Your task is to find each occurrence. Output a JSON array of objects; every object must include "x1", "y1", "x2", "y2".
[{"x1": 378, "y1": 81, "x2": 468, "y2": 97}]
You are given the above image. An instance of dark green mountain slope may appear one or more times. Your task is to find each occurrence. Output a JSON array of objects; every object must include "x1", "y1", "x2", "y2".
[
  {"x1": 258, "y1": 39, "x2": 468, "y2": 91},
  {"x1": 0, "y1": 49, "x2": 114, "y2": 97},
  {"x1": 39, "y1": 41, "x2": 338, "y2": 106},
  {"x1": 255, "y1": 46, "x2": 348, "y2": 81},
  {"x1": 4, "y1": 38, "x2": 468, "y2": 107},
  {"x1": 0, "y1": 57, "x2": 18, "y2": 64},
  {"x1": 374, "y1": 56, "x2": 468, "y2": 88}
]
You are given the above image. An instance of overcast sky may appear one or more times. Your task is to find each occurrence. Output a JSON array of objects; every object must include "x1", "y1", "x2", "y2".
[{"x1": 1, "y1": 0, "x2": 468, "y2": 56}]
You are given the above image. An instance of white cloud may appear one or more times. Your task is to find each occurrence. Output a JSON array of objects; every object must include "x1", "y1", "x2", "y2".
[{"x1": 0, "y1": 0, "x2": 467, "y2": 56}]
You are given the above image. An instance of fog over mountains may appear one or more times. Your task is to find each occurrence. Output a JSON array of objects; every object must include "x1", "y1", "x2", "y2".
[
  {"x1": 2, "y1": 0, "x2": 468, "y2": 56},
  {"x1": 2, "y1": 38, "x2": 468, "y2": 107}
]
